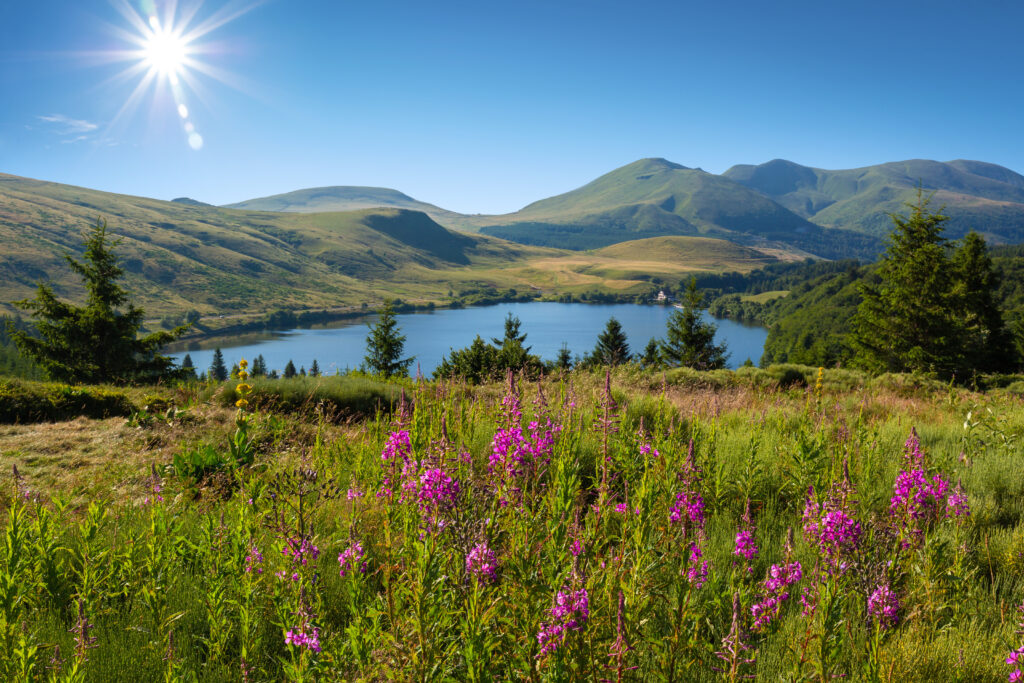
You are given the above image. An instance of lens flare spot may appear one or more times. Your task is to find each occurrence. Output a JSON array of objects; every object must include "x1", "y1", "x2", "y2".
[
  {"x1": 188, "y1": 132, "x2": 204, "y2": 150},
  {"x1": 177, "y1": 104, "x2": 189, "y2": 118},
  {"x1": 184, "y1": 121, "x2": 195, "y2": 133}
]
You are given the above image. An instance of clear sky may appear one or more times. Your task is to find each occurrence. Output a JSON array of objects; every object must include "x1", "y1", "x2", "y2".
[{"x1": 1, "y1": 0, "x2": 1022, "y2": 214}]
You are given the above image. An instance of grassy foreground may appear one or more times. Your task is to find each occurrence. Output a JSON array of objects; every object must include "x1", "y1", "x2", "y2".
[{"x1": 0, "y1": 367, "x2": 1023, "y2": 681}]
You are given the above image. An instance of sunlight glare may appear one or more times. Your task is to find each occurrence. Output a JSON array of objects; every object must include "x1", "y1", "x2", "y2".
[{"x1": 142, "y1": 25, "x2": 187, "y2": 77}]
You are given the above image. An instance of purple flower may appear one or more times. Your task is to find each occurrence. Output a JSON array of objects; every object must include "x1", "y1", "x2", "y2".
[
  {"x1": 466, "y1": 542, "x2": 498, "y2": 584},
  {"x1": 733, "y1": 528, "x2": 759, "y2": 561},
  {"x1": 570, "y1": 539, "x2": 584, "y2": 557},
  {"x1": 802, "y1": 486, "x2": 861, "y2": 571},
  {"x1": 867, "y1": 583, "x2": 900, "y2": 629},
  {"x1": 669, "y1": 491, "x2": 705, "y2": 529},
  {"x1": 338, "y1": 542, "x2": 367, "y2": 578},
  {"x1": 281, "y1": 537, "x2": 319, "y2": 567},
  {"x1": 536, "y1": 586, "x2": 589, "y2": 657},
  {"x1": 417, "y1": 467, "x2": 461, "y2": 531},
  {"x1": 285, "y1": 627, "x2": 321, "y2": 653},
  {"x1": 244, "y1": 544, "x2": 264, "y2": 575},
  {"x1": 751, "y1": 561, "x2": 802, "y2": 631},
  {"x1": 946, "y1": 482, "x2": 970, "y2": 518},
  {"x1": 686, "y1": 541, "x2": 710, "y2": 588}
]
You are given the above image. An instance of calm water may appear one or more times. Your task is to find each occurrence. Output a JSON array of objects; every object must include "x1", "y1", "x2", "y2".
[{"x1": 168, "y1": 302, "x2": 767, "y2": 376}]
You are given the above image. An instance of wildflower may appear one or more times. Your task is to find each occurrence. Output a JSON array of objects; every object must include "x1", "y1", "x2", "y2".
[
  {"x1": 686, "y1": 540, "x2": 710, "y2": 588},
  {"x1": 537, "y1": 586, "x2": 590, "y2": 657},
  {"x1": 946, "y1": 481, "x2": 970, "y2": 518},
  {"x1": 751, "y1": 561, "x2": 802, "y2": 631},
  {"x1": 281, "y1": 537, "x2": 319, "y2": 567},
  {"x1": 466, "y1": 542, "x2": 498, "y2": 584},
  {"x1": 570, "y1": 539, "x2": 584, "y2": 557},
  {"x1": 338, "y1": 542, "x2": 367, "y2": 578},
  {"x1": 284, "y1": 627, "x2": 321, "y2": 653},
  {"x1": 802, "y1": 485, "x2": 861, "y2": 571},
  {"x1": 867, "y1": 583, "x2": 900, "y2": 629},
  {"x1": 418, "y1": 467, "x2": 461, "y2": 530},
  {"x1": 669, "y1": 491, "x2": 705, "y2": 529},
  {"x1": 244, "y1": 544, "x2": 264, "y2": 574}
]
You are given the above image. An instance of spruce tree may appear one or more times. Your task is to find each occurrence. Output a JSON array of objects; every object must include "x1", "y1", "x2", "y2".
[
  {"x1": 952, "y1": 231, "x2": 1016, "y2": 372},
  {"x1": 309, "y1": 359, "x2": 321, "y2": 377},
  {"x1": 10, "y1": 218, "x2": 187, "y2": 383},
  {"x1": 284, "y1": 360, "x2": 297, "y2": 379},
  {"x1": 659, "y1": 277, "x2": 728, "y2": 370},
  {"x1": 591, "y1": 317, "x2": 631, "y2": 366},
  {"x1": 555, "y1": 343, "x2": 573, "y2": 371},
  {"x1": 180, "y1": 353, "x2": 196, "y2": 379},
  {"x1": 852, "y1": 193, "x2": 969, "y2": 377},
  {"x1": 641, "y1": 338, "x2": 661, "y2": 368},
  {"x1": 251, "y1": 354, "x2": 267, "y2": 377},
  {"x1": 210, "y1": 348, "x2": 228, "y2": 381},
  {"x1": 364, "y1": 299, "x2": 413, "y2": 378}
]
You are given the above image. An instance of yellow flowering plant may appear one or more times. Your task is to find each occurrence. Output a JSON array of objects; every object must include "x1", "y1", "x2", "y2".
[{"x1": 229, "y1": 358, "x2": 256, "y2": 467}]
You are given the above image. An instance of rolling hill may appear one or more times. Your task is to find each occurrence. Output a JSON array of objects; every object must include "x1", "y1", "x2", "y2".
[
  {"x1": 0, "y1": 173, "x2": 559, "y2": 317},
  {"x1": 724, "y1": 158, "x2": 1024, "y2": 243},
  {"x1": 0, "y1": 173, "x2": 802, "y2": 318}
]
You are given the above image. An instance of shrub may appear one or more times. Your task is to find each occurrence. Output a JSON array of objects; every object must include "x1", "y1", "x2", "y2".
[
  {"x1": 0, "y1": 378, "x2": 135, "y2": 423},
  {"x1": 210, "y1": 375, "x2": 402, "y2": 419}
]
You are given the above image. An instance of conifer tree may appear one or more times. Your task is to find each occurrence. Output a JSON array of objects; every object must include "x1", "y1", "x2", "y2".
[
  {"x1": 952, "y1": 231, "x2": 1016, "y2": 372},
  {"x1": 850, "y1": 193, "x2": 1001, "y2": 377},
  {"x1": 10, "y1": 218, "x2": 187, "y2": 383},
  {"x1": 283, "y1": 360, "x2": 297, "y2": 378},
  {"x1": 180, "y1": 353, "x2": 196, "y2": 380},
  {"x1": 555, "y1": 343, "x2": 573, "y2": 371},
  {"x1": 659, "y1": 278, "x2": 728, "y2": 370},
  {"x1": 591, "y1": 317, "x2": 631, "y2": 366},
  {"x1": 309, "y1": 359, "x2": 321, "y2": 377},
  {"x1": 251, "y1": 354, "x2": 267, "y2": 377},
  {"x1": 364, "y1": 299, "x2": 413, "y2": 378},
  {"x1": 641, "y1": 338, "x2": 661, "y2": 368},
  {"x1": 210, "y1": 348, "x2": 228, "y2": 382}
]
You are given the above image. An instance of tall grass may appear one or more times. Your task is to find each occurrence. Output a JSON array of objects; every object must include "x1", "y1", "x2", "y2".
[{"x1": 0, "y1": 368, "x2": 1022, "y2": 681}]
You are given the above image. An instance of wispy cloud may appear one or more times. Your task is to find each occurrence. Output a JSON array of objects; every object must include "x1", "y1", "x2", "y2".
[{"x1": 36, "y1": 114, "x2": 99, "y2": 137}]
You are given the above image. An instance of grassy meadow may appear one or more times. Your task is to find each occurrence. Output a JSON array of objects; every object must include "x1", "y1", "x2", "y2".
[{"x1": 0, "y1": 366, "x2": 1022, "y2": 681}]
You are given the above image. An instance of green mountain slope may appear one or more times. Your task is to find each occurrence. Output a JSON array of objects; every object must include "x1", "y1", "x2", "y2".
[
  {"x1": 0, "y1": 173, "x2": 553, "y2": 317},
  {"x1": 473, "y1": 158, "x2": 875, "y2": 257},
  {"x1": 724, "y1": 158, "x2": 1024, "y2": 243}
]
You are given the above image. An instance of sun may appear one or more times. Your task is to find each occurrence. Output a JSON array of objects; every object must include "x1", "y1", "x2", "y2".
[{"x1": 142, "y1": 18, "x2": 189, "y2": 81}]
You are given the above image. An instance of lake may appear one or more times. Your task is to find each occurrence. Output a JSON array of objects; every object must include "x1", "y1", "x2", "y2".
[{"x1": 168, "y1": 302, "x2": 767, "y2": 376}]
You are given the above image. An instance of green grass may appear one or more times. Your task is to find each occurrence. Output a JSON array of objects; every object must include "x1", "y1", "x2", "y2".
[
  {"x1": 208, "y1": 374, "x2": 404, "y2": 419},
  {"x1": 0, "y1": 378, "x2": 135, "y2": 423},
  {"x1": 740, "y1": 289, "x2": 789, "y2": 303},
  {"x1": 0, "y1": 367, "x2": 1022, "y2": 680}
]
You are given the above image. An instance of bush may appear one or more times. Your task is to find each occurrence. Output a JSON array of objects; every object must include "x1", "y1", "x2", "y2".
[
  {"x1": 210, "y1": 375, "x2": 402, "y2": 419},
  {"x1": 0, "y1": 378, "x2": 135, "y2": 423}
]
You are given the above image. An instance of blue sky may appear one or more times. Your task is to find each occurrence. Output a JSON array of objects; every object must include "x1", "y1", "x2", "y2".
[{"x1": 1, "y1": 0, "x2": 1022, "y2": 214}]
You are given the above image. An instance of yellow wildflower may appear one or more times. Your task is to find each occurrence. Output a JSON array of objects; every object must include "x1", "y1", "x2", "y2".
[
  {"x1": 236, "y1": 383, "x2": 252, "y2": 395},
  {"x1": 236, "y1": 398, "x2": 249, "y2": 409},
  {"x1": 239, "y1": 358, "x2": 249, "y2": 369}
]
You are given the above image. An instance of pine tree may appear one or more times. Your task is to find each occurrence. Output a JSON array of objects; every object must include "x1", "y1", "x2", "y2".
[
  {"x1": 210, "y1": 348, "x2": 228, "y2": 382},
  {"x1": 492, "y1": 313, "x2": 541, "y2": 374},
  {"x1": 309, "y1": 359, "x2": 321, "y2": 377},
  {"x1": 555, "y1": 343, "x2": 573, "y2": 371},
  {"x1": 251, "y1": 354, "x2": 267, "y2": 377},
  {"x1": 283, "y1": 360, "x2": 297, "y2": 379},
  {"x1": 659, "y1": 277, "x2": 728, "y2": 370},
  {"x1": 952, "y1": 231, "x2": 1016, "y2": 372},
  {"x1": 180, "y1": 353, "x2": 196, "y2": 380},
  {"x1": 9, "y1": 218, "x2": 187, "y2": 383},
  {"x1": 492, "y1": 313, "x2": 530, "y2": 352},
  {"x1": 364, "y1": 299, "x2": 414, "y2": 378},
  {"x1": 299, "y1": 366, "x2": 306, "y2": 376},
  {"x1": 852, "y1": 193, "x2": 970, "y2": 377},
  {"x1": 641, "y1": 338, "x2": 661, "y2": 368},
  {"x1": 591, "y1": 317, "x2": 631, "y2": 366}
]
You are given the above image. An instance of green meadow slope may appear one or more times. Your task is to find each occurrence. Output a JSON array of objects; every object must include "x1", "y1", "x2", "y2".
[{"x1": 724, "y1": 158, "x2": 1024, "y2": 243}]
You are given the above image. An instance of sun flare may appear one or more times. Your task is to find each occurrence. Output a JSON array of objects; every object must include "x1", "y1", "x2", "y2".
[{"x1": 141, "y1": 19, "x2": 189, "y2": 81}]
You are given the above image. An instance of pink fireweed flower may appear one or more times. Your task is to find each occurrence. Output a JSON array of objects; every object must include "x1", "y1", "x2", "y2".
[
  {"x1": 338, "y1": 542, "x2": 367, "y2": 578},
  {"x1": 244, "y1": 544, "x2": 264, "y2": 575},
  {"x1": 867, "y1": 583, "x2": 900, "y2": 629},
  {"x1": 802, "y1": 486, "x2": 861, "y2": 571},
  {"x1": 570, "y1": 539, "x2": 584, "y2": 557},
  {"x1": 281, "y1": 538, "x2": 320, "y2": 566},
  {"x1": 686, "y1": 540, "x2": 710, "y2": 588},
  {"x1": 946, "y1": 482, "x2": 970, "y2": 518},
  {"x1": 751, "y1": 561, "x2": 802, "y2": 631},
  {"x1": 536, "y1": 587, "x2": 589, "y2": 657},
  {"x1": 466, "y1": 542, "x2": 498, "y2": 584},
  {"x1": 733, "y1": 528, "x2": 759, "y2": 562},
  {"x1": 669, "y1": 491, "x2": 705, "y2": 529},
  {"x1": 417, "y1": 467, "x2": 460, "y2": 531},
  {"x1": 285, "y1": 627, "x2": 321, "y2": 653}
]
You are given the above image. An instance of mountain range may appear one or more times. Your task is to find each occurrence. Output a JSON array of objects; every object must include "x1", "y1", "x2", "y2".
[
  {"x1": 2, "y1": 155, "x2": 1022, "y2": 318},
  {"x1": 230, "y1": 157, "x2": 1024, "y2": 259},
  {"x1": 0, "y1": 172, "x2": 791, "y2": 318}
]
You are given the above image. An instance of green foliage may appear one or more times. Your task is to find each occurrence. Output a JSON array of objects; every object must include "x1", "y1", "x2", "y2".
[
  {"x1": 0, "y1": 317, "x2": 41, "y2": 379},
  {"x1": 589, "y1": 316, "x2": 631, "y2": 366},
  {"x1": 363, "y1": 300, "x2": 413, "y2": 379},
  {"x1": 9, "y1": 219, "x2": 187, "y2": 384},
  {"x1": 213, "y1": 375, "x2": 401, "y2": 419},
  {"x1": 209, "y1": 348, "x2": 228, "y2": 382},
  {"x1": 436, "y1": 314, "x2": 544, "y2": 383},
  {"x1": 659, "y1": 277, "x2": 728, "y2": 370},
  {"x1": 852, "y1": 196, "x2": 1015, "y2": 378},
  {"x1": 0, "y1": 378, "x2": 134, "y2": 423},
  {"x1": 283, "y1": 360, "x2": 297, "y2": 379}
]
